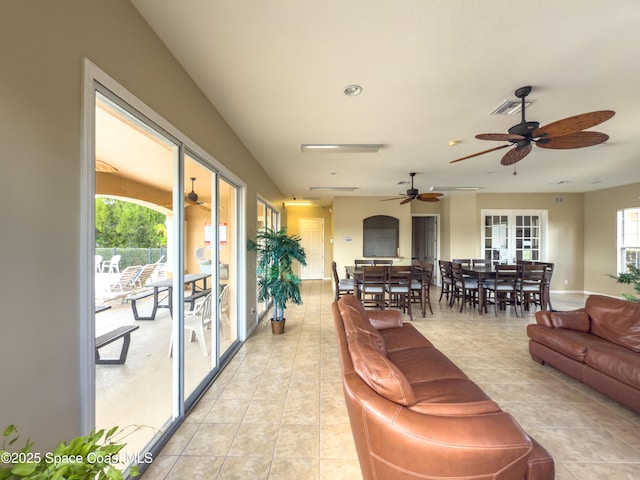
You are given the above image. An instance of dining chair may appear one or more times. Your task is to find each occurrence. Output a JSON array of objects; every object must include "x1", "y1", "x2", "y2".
[
  {"x1": 332, "y1": 261, "x2": 355, "y2": 302},
  {"x1": 386, "y1": 265, "x2": 413, "y2": 320},
  {"x1": 485, "y1": 264, "x2": 520, "y2": 316},
  {"x1": 374, "y1": 259, "x2": 394, "y2": 266},
  {"x1": 438, "y1": 260, "x2": 453, "y2": 303},
  {"x1": 538, "y1": 262, "x2": 554, "y2": 310},
  {"x1": 411, "y1": 261, "x2": 433, "y2": 316},
  {"x1": 354, "y1": 259, "x2": 375, "y2": 267},
  {"x1": 471, "y1": 258, "x2": 490, "y2": 267},
  {"x1": 450, "y1": 262, "x2": 480, "y2": 312},
  {"x1": 452, "y1": 258, "x2": 471, "y2": 267},
  {"x1": 357, "y1": 265, "x2": 387, "y2": 309},
  {"x1": 518, "y1": 263, "x2": 547, "y2": 315}
]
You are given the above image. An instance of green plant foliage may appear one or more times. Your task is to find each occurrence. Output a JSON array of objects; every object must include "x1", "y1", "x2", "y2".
[
  {"x1": 96, "y1": 198, "x2": 167, "y2": 248},
  {"x1": 608, "y1": 263, "x2": 640, "y2": 302},
  {"x1": 0, "y1": 425, "x2": 140, "y2": 479},
  {"x1": 248, "y1": 227, "x2": 307, "y2": 321}
]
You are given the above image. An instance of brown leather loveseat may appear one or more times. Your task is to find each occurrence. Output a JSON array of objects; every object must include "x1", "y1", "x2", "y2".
[
  {"x1": 527, "y1": 294, "x2": 640, "y2": 413},
  {"x1": 333, "y1": 294, "x2": 554, "y2": 480}
]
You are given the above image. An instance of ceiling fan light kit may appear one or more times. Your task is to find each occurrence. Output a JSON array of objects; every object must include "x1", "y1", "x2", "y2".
[{"x1": 450, "y1": 85, "x2": 615, "y2": 167}]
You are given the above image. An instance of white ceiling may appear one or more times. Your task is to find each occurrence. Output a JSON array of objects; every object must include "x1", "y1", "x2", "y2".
[{"x1": 131, "y1": 0, "x2": 640, "y2": 205}]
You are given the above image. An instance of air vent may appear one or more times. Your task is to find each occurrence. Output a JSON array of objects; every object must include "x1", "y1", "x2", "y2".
[
  {"x1": 489, "y1": 99, "x2": 531, "y2": 116},
  {"x1": 553, "y1": 196, "x2": 565, "y2": 204}
]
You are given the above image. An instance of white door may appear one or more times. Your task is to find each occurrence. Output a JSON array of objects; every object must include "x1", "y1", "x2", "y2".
[{"x1": 299, "y1": 218, "x2": 324, "y2": 279}]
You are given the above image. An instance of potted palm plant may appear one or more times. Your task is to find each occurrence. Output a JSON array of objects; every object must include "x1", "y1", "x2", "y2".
[{"x1": 248, "y1": 227, "x2": 307, "y2": 334}]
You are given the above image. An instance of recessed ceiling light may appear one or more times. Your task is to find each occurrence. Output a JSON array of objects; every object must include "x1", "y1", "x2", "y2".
[
  {"x1": 344, "y1": 85, "x2": 362, "y2": 96},
  {"x1": 301, "y1": 144, "x2": 381, "y2": 153},
  {"x1": 448, "y1": 140, "x2": 461, "y2": 146}
]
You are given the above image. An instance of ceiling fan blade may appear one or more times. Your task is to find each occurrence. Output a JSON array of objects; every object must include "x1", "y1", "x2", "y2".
[
  {"x1": 533, "y1": 110, "x2": 615, "y2": 139},
  {"x1": 416, "y1": 192, "x2": 443, "y2": 201},
  {"x1": 400, "y1": 197, "x2": 414, "y2": 205},
  {"x1": 476, "y1": 133, "x2": 525, "y2": 142},
  {"x1": 501, "y1": 143, "x2": 532, "y2": 166},
  {"x1": 450, "y1": 144, "x2": 511, "y2": 163},
  {"x1": 536, "y1": 131, "x2": 609, "y2": 149},
  {"x1": 417, "y1": 196, "x2": 440, "y2": 202},
  {"x1": 381, "y1": 196, "x2": 408, "y2": 201}
]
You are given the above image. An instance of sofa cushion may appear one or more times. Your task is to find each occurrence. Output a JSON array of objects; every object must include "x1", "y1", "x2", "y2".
[
  {"x1": 527, "y1": 324, "x2": 608, "y2": 362},
  {"x1": 410, "y1": 378, "x2": 501, "y2": 416},
  {"x1": 585, "y1": 343, "x2": 640, "y2": 389},
  {"x1": 587, "y1": 295, "x2": 640, "y2": 352},
  {"x1": 387, "y1": 347, "x2": 468, "y2": 384},
  {"x1": 347, "y1": 331, "x2": 416, "y2": 406},
  {"x1": 340, "y1": 304, "x2": 387, "y2": 355},
  {"x1": 379, "y1": 324, "x2": 435, "y2": 353}
]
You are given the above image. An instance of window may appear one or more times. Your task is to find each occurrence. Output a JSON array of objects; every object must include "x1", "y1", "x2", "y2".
[
  {"x1": 617, "y1": 207, "x2": 640, "y2": 273},
  {"x1": 363, "y1": 215, "x2": 399, "y2": 257}
]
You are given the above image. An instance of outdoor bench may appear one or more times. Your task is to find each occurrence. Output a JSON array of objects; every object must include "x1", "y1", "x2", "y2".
[{"x1": 95, "y1": 325, "x2": 139, "y2": 365}]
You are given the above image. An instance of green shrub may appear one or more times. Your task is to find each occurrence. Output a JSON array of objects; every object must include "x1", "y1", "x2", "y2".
[{"x1": 0, "y1": 425, "x2": 140, "y2": 479}]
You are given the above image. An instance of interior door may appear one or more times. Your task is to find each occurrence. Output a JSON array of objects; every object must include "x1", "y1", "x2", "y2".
[{"x1": 299, "y1": 218, "x2": 324, "y2": 279}]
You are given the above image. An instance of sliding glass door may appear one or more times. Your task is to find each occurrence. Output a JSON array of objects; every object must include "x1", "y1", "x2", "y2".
[{"x1": 89, "y1": 75, "x2": 243, "y2": 471}]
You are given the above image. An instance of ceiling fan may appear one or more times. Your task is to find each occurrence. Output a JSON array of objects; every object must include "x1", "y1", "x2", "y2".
[
  {"x1": 160, "y1": 177, "x2": 211, "y2": 211},
  {"x1": 450, "y1": 86, "x2": 615, "y2": 166},
  {"x1": 382, "y1": 172, "x2": 443, "y2": 204}
]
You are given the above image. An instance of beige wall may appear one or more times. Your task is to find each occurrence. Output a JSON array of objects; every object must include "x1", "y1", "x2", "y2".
[
  {"x1": 333, "y1": 196, "x2": 413, "y2": 271},
  {"x1": 584, "y1": 183, "x2": 640, "y2": 297},
  {"x1": 0, "y1": 0, "x2": 283, "y2": 448},
  {"x1": 331, "y1": 191, "x2": 590, "y2": 293}
]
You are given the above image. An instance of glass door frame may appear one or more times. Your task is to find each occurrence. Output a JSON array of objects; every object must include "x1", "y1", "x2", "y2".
[
  {"x1": 81, "y1": 59, "x2": 246, "y2": 464},
  {"x1": 480, "y1": 209, "x2": 548, "y2": 263}
]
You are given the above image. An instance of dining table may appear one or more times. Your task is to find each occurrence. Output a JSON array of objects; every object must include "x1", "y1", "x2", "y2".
[{"x1": 131, "y1": 273, "x2": 211, "y2": 320}]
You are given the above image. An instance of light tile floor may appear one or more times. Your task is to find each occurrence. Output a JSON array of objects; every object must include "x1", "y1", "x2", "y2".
[{"x1": 142, "y1": 280, "x2": 640, "y2": 479}]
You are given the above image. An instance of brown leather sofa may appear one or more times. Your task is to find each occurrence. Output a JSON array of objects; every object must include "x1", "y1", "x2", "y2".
[
  {"x1": 333, "y1": 294, "x2": 554, "y2": 480},
  {"x1": 528, "y1": 294, "x2": 640, "y2": 413}
]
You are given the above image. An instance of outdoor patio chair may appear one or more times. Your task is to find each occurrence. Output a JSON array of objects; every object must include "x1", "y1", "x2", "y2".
[
  {"x1": 168, "y1": 291, "x2": 212, "y2": 356},
  {"x1": 101, "y1": 254, "x2": 121, "y2": 273},
  {"x1": 109, "y1": 265, "x2": 142, "y2": 294}
]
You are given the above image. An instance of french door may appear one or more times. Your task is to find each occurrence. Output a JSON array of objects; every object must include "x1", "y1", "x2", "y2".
[{"x1": 481, "y1": 210, "x2": 547, "y2": 263}]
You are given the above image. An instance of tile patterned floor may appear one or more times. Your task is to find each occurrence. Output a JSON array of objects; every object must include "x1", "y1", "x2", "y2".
[{"x1": 142, "y1": 280, "x2": 640, "y2": 479}]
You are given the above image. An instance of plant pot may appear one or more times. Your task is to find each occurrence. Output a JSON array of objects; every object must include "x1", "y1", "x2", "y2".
[{"x1": 271, "y1": 319, "x2": 286, "y2": 335}]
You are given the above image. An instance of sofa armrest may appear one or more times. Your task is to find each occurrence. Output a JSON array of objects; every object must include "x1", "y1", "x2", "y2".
[
  {"x1": 367, "y1": 309, "x2": 404, "y2": 330},
  {"x1": 535, "y1": 308, "x2": 590, "y2": 332},
  {"x1": 343, "y1": 374, "x2": 535, "y2": 478}
]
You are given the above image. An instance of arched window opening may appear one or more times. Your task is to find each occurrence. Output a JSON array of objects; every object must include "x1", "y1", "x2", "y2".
[{"x1": 363, "y1": 215, "x2": 399, "y2": 257}]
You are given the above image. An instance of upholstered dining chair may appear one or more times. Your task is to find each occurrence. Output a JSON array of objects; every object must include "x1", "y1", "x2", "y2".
[
  {"x1": 411, "y1": 261, "x2": 433, "y2": 316},
  {"x1": 438, "y1": 260, "x2": 453, "y2": 303},
  {"x1": 386, "y1": 265, "x2": 413, "y2": 320},
  {"x1": 517, "y1": 263, "x2": 547, "y2": 315},
  {"x1": 357, "y1": 265, "x2": 387, "y2": 309},
  {"x1": 485, "y1": 264, "x2": 520, "y2": 316},
  {"x1": 332, "y1": 261, "x2": 355, "y2": 301},
  {"x1": 450, "y1": 261, "x2": 480, "y2": 312}
]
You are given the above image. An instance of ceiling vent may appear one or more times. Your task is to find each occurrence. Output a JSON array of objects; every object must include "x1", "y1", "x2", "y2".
[
  {"x1": 489, "y1": 99, "x2": 531, "y2": 116},
  {"x1": 553, "y1": 196, "x2": 565, "y2": 204}
]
